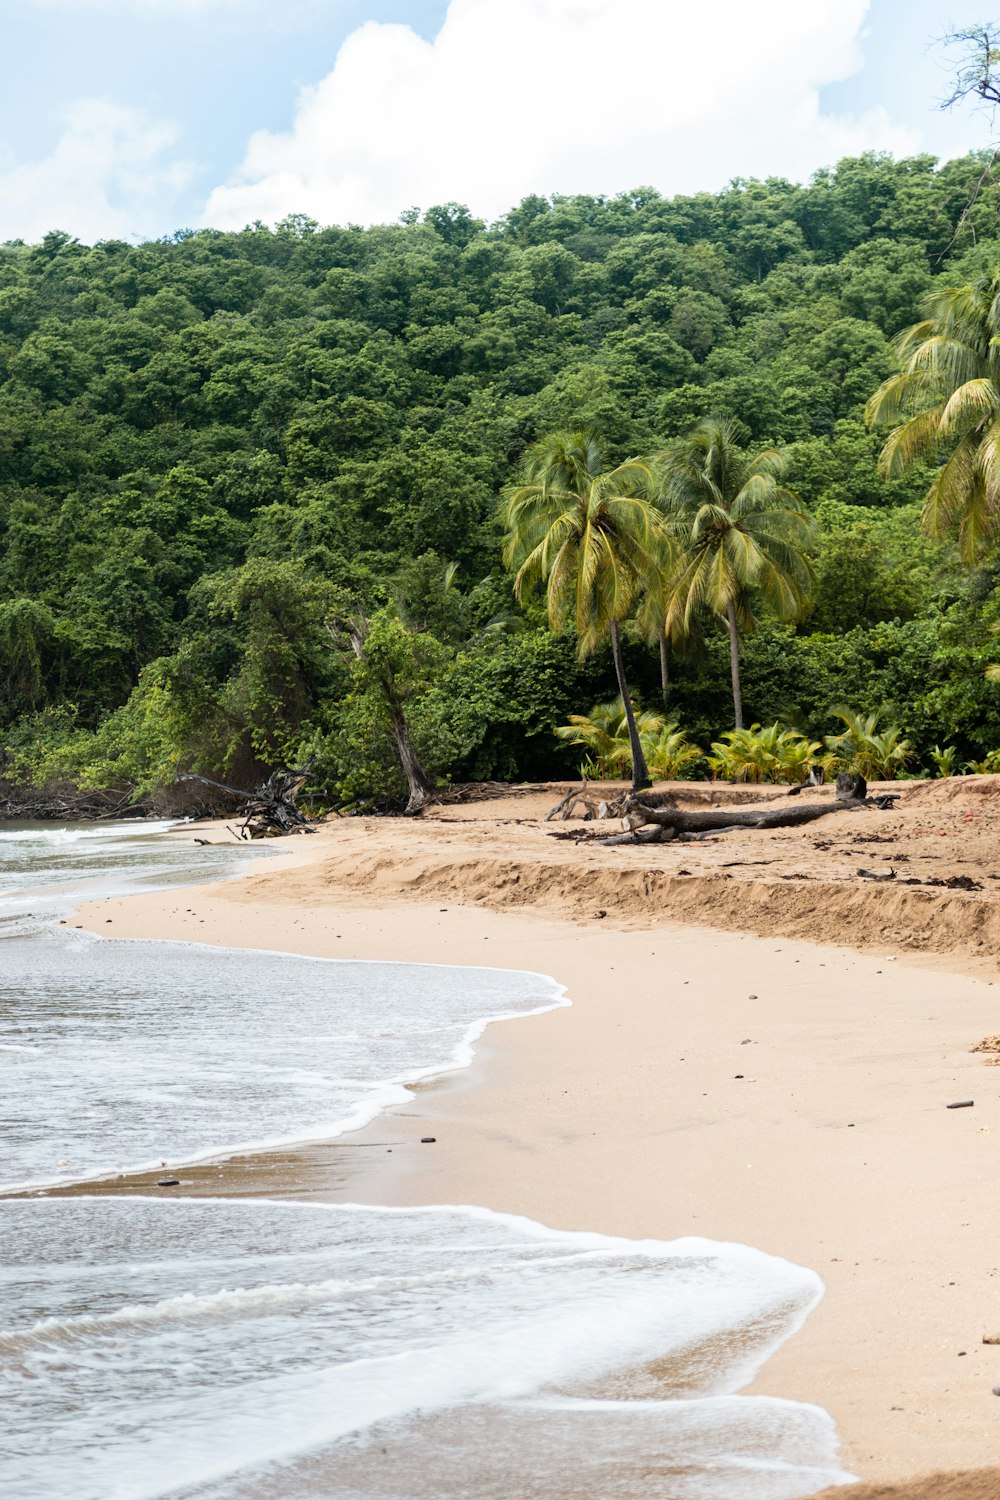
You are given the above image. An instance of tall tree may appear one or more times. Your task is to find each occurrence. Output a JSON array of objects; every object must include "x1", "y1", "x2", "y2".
[
  {"x1": 502, "y1": 431, "x2": 664, "y2": 789},
  {"x1": 334, "y1": 608, "x2": 441, "y2": 815},
  {"x1": 659, "y1": 418, "x2": 813, "y2": 729},
  {"x1": 866, "y1": 273, "x2": 1000, "y2": 563}
]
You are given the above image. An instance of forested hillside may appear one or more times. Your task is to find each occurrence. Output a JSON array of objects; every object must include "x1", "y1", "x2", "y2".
[{"x1": 3, "y1": 151, "x2": 1000, "y2": 806}]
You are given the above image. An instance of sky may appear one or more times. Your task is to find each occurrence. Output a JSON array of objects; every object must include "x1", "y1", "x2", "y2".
[{"x1": 0, "y1": 0, "x2": 993, "y2": 243}]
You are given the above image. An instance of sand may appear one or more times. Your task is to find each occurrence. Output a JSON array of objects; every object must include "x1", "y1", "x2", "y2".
[{"x1": 71, "y1": 779, "x2": 1000, "y2": 1498}]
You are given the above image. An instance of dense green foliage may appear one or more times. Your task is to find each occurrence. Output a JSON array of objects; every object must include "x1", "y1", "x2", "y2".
[{"x1": 5, "y1": 151, "x2": 1000, "y2": 803}]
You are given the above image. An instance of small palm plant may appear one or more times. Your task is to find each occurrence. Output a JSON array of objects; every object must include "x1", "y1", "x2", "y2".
[
  {"x1": 555, "y1": 698, "x2": 665, "y2": 779},
  {"x1": 929, "y1": 744, "x2": 960, "y2": 778},
  {"x1": 966, "y1": 749, "x2": 1000, "y2": 774},
  {"x1": 708, "y1": 723, "x2": 825, "y2": 784},
  {"x1": 826, "y1": 708, "x2": 914, "y2": 780},
  {"x1": 644, "y1": 722, "x2": 704, "y2": 780}
]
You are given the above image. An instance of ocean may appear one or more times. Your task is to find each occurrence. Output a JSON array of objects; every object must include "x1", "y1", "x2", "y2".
[{"x1": 0, "y1": 822, "x2": 852, "y2": 1499}]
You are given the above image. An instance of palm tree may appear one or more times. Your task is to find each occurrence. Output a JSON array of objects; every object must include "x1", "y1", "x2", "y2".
[
  {"x1": 658, "y1": 418, "x2": 814, "y2": 730},
  {"x1": 866, "y1": 273, "x2": 1000, "y2": 563},
  {"x1": 502, "y1": 431, "x2": 665, "y2": 790}
]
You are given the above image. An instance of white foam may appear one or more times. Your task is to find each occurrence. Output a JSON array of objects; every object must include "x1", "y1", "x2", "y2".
[
  {"x1": 0, "y1": 819, "x2": 181, "y2": 845},
  {"x1": 0, "y1": 932, "x2": 566, "y2": 1192},
  {"x1": 0, "y1": 1198, "x2": 854, "y2": 1500},
  {"x1": 0, "y1": 822, "x2": 852, "y2": 1499}
]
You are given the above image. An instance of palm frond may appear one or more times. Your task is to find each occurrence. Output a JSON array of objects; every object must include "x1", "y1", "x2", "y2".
[
  {"x1": 922, "y1": 433, "x2": 980, "y2": 543},
  {"x1": 940, "y1": 376, "x2": 1000, "y2": 432},
  {"x1": 877, "y1": 404, "x2": 947, "y2": 478},
  {"x1": 865, "y1": 370, "x2": 937, "y2": 428}
]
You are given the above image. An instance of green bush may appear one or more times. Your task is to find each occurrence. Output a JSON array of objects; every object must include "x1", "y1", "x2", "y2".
[{"x1": 707, "y1": 723, "x2": 828, "y2": 784}]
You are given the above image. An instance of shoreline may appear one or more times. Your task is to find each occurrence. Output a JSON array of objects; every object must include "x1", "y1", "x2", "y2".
[{"x1": 61, "y1": 794, "x2": 1000, "y2": 1496}]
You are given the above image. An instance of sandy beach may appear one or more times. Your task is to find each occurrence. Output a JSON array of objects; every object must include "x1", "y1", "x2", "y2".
[{"x1": 71, "y1": 780, "x2": 1000, "y2": 1498}]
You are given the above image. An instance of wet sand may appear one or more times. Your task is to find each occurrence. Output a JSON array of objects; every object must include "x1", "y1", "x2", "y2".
[{"x1": 65, "y1": 786, "x2": 1000, "y2": 1496}]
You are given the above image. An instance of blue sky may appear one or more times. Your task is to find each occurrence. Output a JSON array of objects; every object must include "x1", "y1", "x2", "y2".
[{"x1": 0, "y1": 0, "x2": 992, "y2": 243}]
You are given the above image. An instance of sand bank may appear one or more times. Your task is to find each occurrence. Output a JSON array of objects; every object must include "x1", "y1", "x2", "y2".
[{"x1": 74, "y1": 782, "x2": 1000, "y2": 1497}]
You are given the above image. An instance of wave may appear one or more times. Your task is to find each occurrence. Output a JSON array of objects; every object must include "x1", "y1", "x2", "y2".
[
  {"x1": 0, "y1": 1198, "x2": 854, "y2": 1500},
  {"x1": 0, "y1": 819, "x2": 182, "y2": 845},
  {"x1": 0, "y1": 822, "x2": 851, "y2": 1498},
  {"x1": 0, "y1": 930, "x2": 566, "y2": 1192}
]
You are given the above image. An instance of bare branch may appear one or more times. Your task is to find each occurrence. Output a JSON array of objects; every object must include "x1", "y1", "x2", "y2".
[{"x1": 938, "y1": 24, "x2": 1000, "y2": 113}]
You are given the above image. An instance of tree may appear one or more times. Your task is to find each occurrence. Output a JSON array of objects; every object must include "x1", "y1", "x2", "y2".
[
  {"x1": 940, "y1": 24, "x2": 1000, "y2": 112},
  {"x1": 334, "y1": 607, "x2": 444, "y2": 814},
  {"x1": 502, "y1": 430, "x2": 665, "y2": 789},
  {"x1": 866, "y1": 272, "x2": 1000, "y2": 562},
  {"x1": 0, "y1": 597, "x2": 55, "y2": 713},
  {"x1": 659, "y1": 417, "x2": 814, "y2": 729}
]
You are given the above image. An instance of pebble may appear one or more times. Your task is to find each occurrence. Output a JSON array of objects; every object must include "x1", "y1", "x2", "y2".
[
  {"x1": 156, "y1": 1178, "x2": 180, "y2": 1187},
  {"x1": 993, "y1": 1386, "x2": 1000, "y2": 1397},
  {"x1": 420, "y1": 1137, "x2": 436, "y2": 1144},
  {"x1": 947, "y1": 1100, "x2": 975, "y2": 1109}
]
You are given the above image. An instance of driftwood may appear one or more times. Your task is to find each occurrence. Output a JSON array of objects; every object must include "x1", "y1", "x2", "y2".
[
  {"x1": 0, "y1": 780, "x2": 151, "y2": 822},
  {"x1": 545, "y1": 782, "x2": 679, "y2": 823},
  {"x1": 544, "y1": 782, "x2": 628, "y2": 822},
  {"x1": 601, "y1": 773, "x2": 887, "y2": 846},
  {"x1": 176, "y1": 767, "x2": 316, "y2": 839}
]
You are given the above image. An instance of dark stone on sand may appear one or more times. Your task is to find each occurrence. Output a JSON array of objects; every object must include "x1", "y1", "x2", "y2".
[
  {"x1": 156, "y1": 1177, "x2": 180, "y2": 1186},
  {"x1": 947, "y1": 1100, "x2": 975, "y2": 1109},
  {"x1": 993, "y1": 1386, "x2": 1000, "y2": 1396},
  {"x1": 420, "y1": 1137, "x2": 436, "y2": 1144}
]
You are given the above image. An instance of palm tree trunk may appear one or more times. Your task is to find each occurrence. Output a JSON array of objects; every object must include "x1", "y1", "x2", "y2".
[
  {"x1": 609, "y1": 618, "x2": 651, "y2": 790},
  {"x1": 726, "y1": 600, "x2": 744, "y2": 730},
  {"x1": 657, "y1": 626, "x2": 669, "y2": 711}
]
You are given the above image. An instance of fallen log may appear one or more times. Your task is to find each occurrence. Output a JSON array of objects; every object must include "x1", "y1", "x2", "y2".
[{"x1": 604, "y1": 773, "x2": 878, "y2": 846}]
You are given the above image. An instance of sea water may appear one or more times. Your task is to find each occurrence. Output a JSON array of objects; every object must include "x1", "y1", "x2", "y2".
[
  {"x1": 1, "y1": 927, "x2": 567, "y2": 1190},
  {"x1": 0, "y1": 823, "x2": 854, "y2": 1499},
  {"x1": 0, "y1": 819, "x2": 256, "y2": 911}
]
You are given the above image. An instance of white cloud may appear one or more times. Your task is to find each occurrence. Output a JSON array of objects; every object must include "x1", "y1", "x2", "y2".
[
  {"x1": 25, "y1": 1, "x2": 244, "y2": 9},
  {"x1": 203, "y1": 0, "x2": 920, "y2": 230},
  {"x1": 0, "y1": 101, "x2": 193, "y2": 244}
]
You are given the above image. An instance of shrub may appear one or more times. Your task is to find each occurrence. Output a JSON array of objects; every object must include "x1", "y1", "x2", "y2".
[
  {"x1": 707, "y1": 723, "x2": 827, "y2": 784},
  {"x1": 825, "y1": 707, "x2": 914, "y2": 780},
  {"x1": 644, "y1": 723, "x2": 705, "y2": 780},
  {"x1": 929, "y1": 744, "x2": 960, "y2": 777}
]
